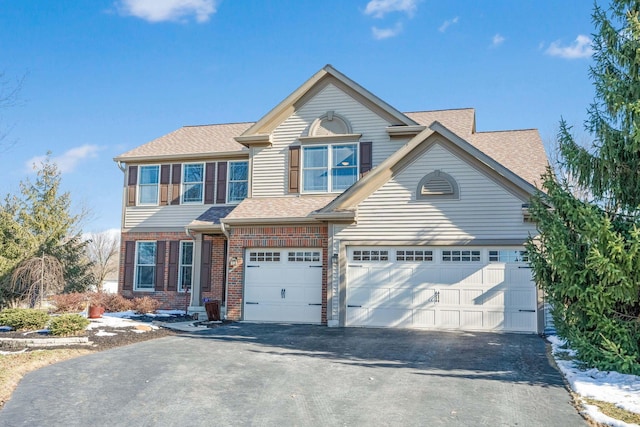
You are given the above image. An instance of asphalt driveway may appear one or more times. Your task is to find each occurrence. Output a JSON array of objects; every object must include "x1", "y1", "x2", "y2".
[{"x1": 0, "y1": 324, "x2": 585, "y2": 426}]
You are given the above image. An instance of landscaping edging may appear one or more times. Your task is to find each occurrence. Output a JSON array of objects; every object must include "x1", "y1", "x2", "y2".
[{"x1": 0, "y1": 336, "x2": 92, "y2": 348}]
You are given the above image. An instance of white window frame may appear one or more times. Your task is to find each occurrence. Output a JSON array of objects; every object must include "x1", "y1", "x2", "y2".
[
  {"x1": 137, "y1": 165, "x2": 160, "y2": 206},
  {"x1": 181, "y1": 163, "x2": 205, "y2": 204},
  {"x1": 301, "y1": 143, "x2": 358, "y2": 193},
  {"x1": 178, "y1": 241, "x2": 194, "y2": 292},
  {"x1": 442, "y1": 249, "x2": 481, "y2": 263},
  {"x1": 227, "y1": 161, "x2": 249, "y2": 204},
  {"x1": 488, "y1": 249, "x2": 529, "y2": 263},
  {"x1": 134, "y1": 241, "x2": 156, "y2": 291}
]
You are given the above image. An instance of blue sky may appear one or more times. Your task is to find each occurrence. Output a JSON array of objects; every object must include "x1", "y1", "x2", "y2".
[{"x1": 0, "y1": 0, "x2": 596, "y2": 232}]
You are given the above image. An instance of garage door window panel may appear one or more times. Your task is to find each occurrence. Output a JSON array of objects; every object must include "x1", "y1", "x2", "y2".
[
  {"x1": 249, "y1": 251, "x2": 280, "y2": 262},
  {"x1": 489, "y1": 250, "x2": 528, "y2": 263},
  {"x1": 352, "y1": 250, "x2": 388, "y2": 261},
  {"x1": 288, "y1": 251, "x2": 321, "y2": 262},
  {"x1": 442, "y1": 250, "x2": 480, "y2": 262},
  {"x1": 396, "y1": 250, "x2": 433, "y2": 262}
]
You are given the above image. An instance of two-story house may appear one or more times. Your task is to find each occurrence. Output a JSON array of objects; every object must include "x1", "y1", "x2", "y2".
[{"x1": 114, "y1": 65, "x2": 548, "y2": 333}]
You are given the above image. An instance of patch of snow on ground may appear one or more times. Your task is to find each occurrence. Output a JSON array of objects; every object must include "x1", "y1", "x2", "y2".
[
  {"x1": 548, "y1": 335, "x2": 640, "y2": 426},
  {"x1": 86, "y1": 312, "x2": 157, "y2": 331},
  {"x1": 95, "y1": 330, "x2": 117, "y2": 337}
]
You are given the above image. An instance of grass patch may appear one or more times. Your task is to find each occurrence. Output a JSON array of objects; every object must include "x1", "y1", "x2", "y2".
[
  {"x1": 584, "y1": 398, "x2": 640, "y2": 425},
  {"x1": 0, "y1": 349, "x2": 94, "y2": 408}
]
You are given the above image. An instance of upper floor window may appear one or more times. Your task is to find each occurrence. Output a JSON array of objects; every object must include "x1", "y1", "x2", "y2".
[
  {"x1": 302, "y1": 144, "x2": 357, "y2": 192},
  {"x1": 182, "y1": 163, "x2": 204, "y2": 204},
  {"x1": 135, "y1": 241, "x2": 156, "y2": 290},
  {"x1": 138, "y1": 165, "x2": 159, "y2": 205},
  {"x1": 228, "y1": 161, "x2": 248, "y2": 203}
]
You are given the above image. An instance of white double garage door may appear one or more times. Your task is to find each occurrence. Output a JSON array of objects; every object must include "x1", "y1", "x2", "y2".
[{"x1": 243, "y1": 246, "x2": 538, "y2": 333}]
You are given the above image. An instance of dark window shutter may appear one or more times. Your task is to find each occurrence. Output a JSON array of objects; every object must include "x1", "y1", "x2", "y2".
[
  {"x1": 167, "y1": 241, "x2": 179, "y2": 291},
  {"x1": 200, "y1": 240, "x2": 212, "y2": 292},
  {"x1": 288, "y1": 146, "x2": 300, "y2": 193},
  {"x1": 127, "y1": 166, "x2": 138, "y2": 207},
  {"x1": 123, "y1": 241, "x2": 135, "y2": 291},
  {"x1": 359, "y1": 141, "x2": 372, "y2": 177},
  {"x1": 155, "y1": 241, "x2": 166, "y2": 291},
  {"x1": 160, "y1": 165, "x2": 170, "y2": 206},
  {"x1": 216, "y1": 162, "x2": 227, "y2": 204},
  {"x1": 204, "y1": 162, "x2": 216, "y2": 204},
  {"x1": 171, "y1": 164, "x2": 182, "y2": 205}
]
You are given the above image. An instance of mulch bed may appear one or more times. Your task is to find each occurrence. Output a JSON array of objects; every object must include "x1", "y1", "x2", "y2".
[{"x1": 0, "y1": 314, "x2": 196, "y2": 352}]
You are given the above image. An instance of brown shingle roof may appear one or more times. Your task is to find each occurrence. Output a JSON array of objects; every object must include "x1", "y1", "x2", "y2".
[
  {"x1": 405, "y1": 109, "x2": 475, "y2": 137},
  {"x1": 114, "y1": 122, "x2": 252, "y2": 161},
  {"x1": 467, "y1": 130, "x2": 548, "y2": 187},
  {"x1": 407, "y1": 109, "x2": 547, "y2": 186},
  {"x1": 225, "y1": 196, "x2": 337, "y2": 221}
]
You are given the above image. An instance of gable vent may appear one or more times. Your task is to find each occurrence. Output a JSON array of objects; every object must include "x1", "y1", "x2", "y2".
[
  {"x1": 416, "y1": 170, "x2": 459, "y2": 200},
  {"x1": 421, "y1": 178, "x2": 454, "y2": 195}
]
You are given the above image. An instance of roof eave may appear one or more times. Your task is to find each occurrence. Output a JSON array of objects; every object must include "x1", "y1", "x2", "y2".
[
  {"x1": 113, "y1": 150, "x2": 249, "y2": 163},
  {"x1": 222, "y1": 216, "x2": 321, "y2": 225},
  {"x1": 386, "y1": 125, "x2": 427, "y2": 138},
  {"x1": 234, "y1": 134, "x2": 271, "y2": 147}
]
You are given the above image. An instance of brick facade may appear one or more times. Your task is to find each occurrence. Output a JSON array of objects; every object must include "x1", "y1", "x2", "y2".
[
  {"x1": 226, "y1": 224, "x2": 329, "y2": 323},
  {"x1": 119, "y1": 231, "x2": 226, "y2": 310}
]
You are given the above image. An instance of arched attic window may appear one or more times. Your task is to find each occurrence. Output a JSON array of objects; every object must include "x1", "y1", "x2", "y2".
[
  {"x1": 309, "y1": 111, "x2": 352, "y2": 136},
  {"x1": 416, "y1": 170, "x2": 459, "y2": 200}
]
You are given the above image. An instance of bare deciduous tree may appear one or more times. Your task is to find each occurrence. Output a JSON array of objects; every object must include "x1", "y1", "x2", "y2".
[
  {"x1": 85, "y1": 231, "x2": 120, "y2": 292},
  {"x1": 0, "y1": 72, "x2": 26, "y2": 152},
  {"x1": 11, "y1": 254, "x2": 64, "y2": 308}
]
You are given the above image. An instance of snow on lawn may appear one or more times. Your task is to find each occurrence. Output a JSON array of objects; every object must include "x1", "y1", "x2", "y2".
[
  {"x1": 548, "y1": 335, "x2": 640, "y2": 426},
  {"x1": 86, "y1": 312, "x2": 158, "y2": 331}
]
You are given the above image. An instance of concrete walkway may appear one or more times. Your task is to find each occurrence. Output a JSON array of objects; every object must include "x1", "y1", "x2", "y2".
[{"x1": 0, "y1": 324, "x2": 586, "y2": 426}]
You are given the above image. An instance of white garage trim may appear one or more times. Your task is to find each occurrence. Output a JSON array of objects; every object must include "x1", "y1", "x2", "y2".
[
  {"x1": 243, "y1": 248, "x2": 323, "y2": 323},
  {"x1": 345, "y1": 246, "x2": 537, "y2": 332}
]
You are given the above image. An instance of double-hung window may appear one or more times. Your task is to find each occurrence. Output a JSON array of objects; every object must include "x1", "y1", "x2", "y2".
[
  {"x1": 135, "y1": 241, "x2": 156, "y2": 290},
  {"x1": 228, "y1": 161, "x2": 248, "y2": 203},
  {"x1": 182, "y1": 163, "x2": 204, "y2": 204},
  {"x1": 302, "y1": 144, "x2": 357, "y2": 192},
  {"x1": 138, "y1": 165, "x2": 159, "y2": 205},
  {"x1": 179, "y1": 241, "x2": 193, "y2": 292}
]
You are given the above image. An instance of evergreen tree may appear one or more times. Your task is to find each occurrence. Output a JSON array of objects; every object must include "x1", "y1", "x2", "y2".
[
  {"x1": 527, "y1": 0, "x2": 640, "y2": 374},
  {"x1": 0, "y1": 156, "x2": 94, "y2": 306}
]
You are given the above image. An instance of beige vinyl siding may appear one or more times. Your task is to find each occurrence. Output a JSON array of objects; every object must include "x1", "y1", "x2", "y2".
[
  {"x1": 124, "y1": 205, "x2": 210, "y2": 230},
  {"x1": 252, "y1": 83, "x2": 399, "y2": 197},
  {"x1": 335, "y1": 141, "x2": 537, "y2": 241}
]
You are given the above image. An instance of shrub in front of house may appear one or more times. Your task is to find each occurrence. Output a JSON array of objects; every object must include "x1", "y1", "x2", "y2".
[
  {"x1": 100, "y1": 293, "x2": 134, "y2": 312},
  {"x1": 50, "y1": 292, "x2": 89, "y2": 313},
  {"x1": 131, "y1": 296, "x2": 162, "y2": 314},
  {"x1": 49, "y1": 313, "x2": 90, "y2": 337},
  {"x1": 0, "y1": 308, "x2": 50, "y2": 331}
]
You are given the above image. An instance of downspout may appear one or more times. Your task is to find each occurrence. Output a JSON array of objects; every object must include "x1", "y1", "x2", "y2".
[{"x1": 116, "y1": 161, "x2": 125, "y2": 172}]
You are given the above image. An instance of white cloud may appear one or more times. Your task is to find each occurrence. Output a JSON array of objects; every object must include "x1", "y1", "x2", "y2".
[
  {"x1": 26, "y1": 145, "x2": 103, "y2": 174},
  {"x1": 364, "y1": 0, "x2": 418, "y2": 18},
  {"x1": 372, "y1": 22, "x2": 403, "y2": 40},
  {"x1": 116, "y1": 0, "x2": 218, "y2": 23},
  {"x1": 438, "y1": 16, "x2": 459, "y2": 33},
  {"x1": 545, "y1": 34, "x2": 594, "y2": 59},
  {"x1": 492, "y1": 33, "x2": 505, "y2": 47}
]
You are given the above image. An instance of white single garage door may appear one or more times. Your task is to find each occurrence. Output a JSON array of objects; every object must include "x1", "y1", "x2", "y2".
[
  {"x1": 346, "y1": 247, "x2": 537, "y2": 333},
  {"x1": 244, "y1": 248, "x2": 323, "y2": 323}
]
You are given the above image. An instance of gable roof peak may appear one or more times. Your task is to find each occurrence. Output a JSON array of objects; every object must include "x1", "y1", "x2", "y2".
[{"x1": 236, "y1": 65, "x2": 417, "y2": 145}]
